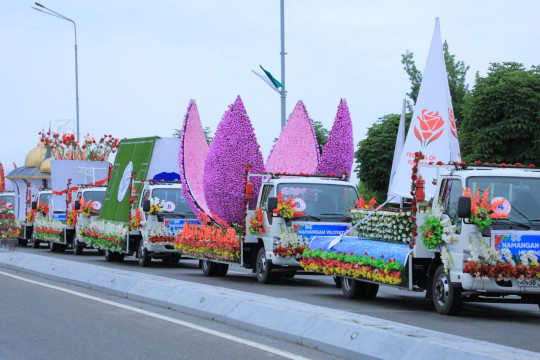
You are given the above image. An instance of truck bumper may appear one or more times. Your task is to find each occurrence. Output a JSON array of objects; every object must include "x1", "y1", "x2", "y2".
[
  {"x1": 269, "y1": 253, "x2": 302, "y2": 267},
  {"x1": 147, "y1": 243, "x2": 176, "y2": 254},
  {"x1": 456, "y1": 272, "x2": 540, "y2": 295}
]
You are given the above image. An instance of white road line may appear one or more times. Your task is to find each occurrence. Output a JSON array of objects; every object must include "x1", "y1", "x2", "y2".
[{"x1": 0, "y1": 270, "x2": 311, "y2": 360}]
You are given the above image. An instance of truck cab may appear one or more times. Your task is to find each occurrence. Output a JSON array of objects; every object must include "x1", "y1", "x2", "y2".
[
  {"x1": 24, "y1": 189, "x2": 53, "y2": 248},
  {"x1": 72, "y1": 186, "x2": 107, "y2": 255},
  {"x1": 136, "y1": 182, "x2": 198, "y2": 266},
  {"x1": 244, "y1": 175, "x2": 359, "y2": 283}
]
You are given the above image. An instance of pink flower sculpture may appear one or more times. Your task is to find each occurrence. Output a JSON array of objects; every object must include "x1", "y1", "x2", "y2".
[
  {"x1": 265, "y1": 100, "x2": 320, "y2": 174},
  {"x1": 315, "y1": 99, "x2": 354, "y2": 178},
  {"x1": 203, "y1": 96, "x2": 264, "y2": 225},
  {"x1": 179, "y1": 100, "x2": 212, "y2": 221}
]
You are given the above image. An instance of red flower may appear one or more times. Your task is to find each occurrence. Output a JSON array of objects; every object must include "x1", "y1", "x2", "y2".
[
  {"x1": 411, "y1": 174, "x2": 418, "y2": 180},
  {"x1": 436, "y1": 161, "x2": 443, "y2": 165}
]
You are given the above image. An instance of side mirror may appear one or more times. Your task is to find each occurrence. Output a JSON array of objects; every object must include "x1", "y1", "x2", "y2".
[
  {"x1": 74, "y1": 200, "x2": 81, "y2": 210},
  {"x1": 31, "y1": 201, "x2": 37, "y2": 210},
  {"x1": 267, "y1": 197, "x2": 278, "y2": 214},
  {"x1": 457, "y1": 196, "x2": 472, "y2": 218},
  {"x1": 142, "y1": 199, "x2": 151, "y2": 212}
]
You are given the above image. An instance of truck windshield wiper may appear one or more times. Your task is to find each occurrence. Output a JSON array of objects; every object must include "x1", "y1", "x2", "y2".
[
  {"x1": 319, "y1": 213, "x2": 352, "y2": 221},
  {"x1": 295, "y1": 215, "x2": 321, "y2": 222},
  {"x1": 494, "y1": 218, "x2": 531, "y2": 229}
]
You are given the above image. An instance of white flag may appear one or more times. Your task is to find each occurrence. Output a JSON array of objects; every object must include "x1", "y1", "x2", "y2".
[
  {"x1": 387, "y1": 99, "x2": 406, "y2": 203},
  {"x1": 389, "y1": 18, "x2": 461, "y2": 199}
]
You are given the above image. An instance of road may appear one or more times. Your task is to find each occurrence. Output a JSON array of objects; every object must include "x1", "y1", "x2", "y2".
[
  {"x1": 8, "y1": 245, "x2": 540, "y2": 354},
  {"x1": 0, "y1": 269, "x2": 356, "y2": 360}
]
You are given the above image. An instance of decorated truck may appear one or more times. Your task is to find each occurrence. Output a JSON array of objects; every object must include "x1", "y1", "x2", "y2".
[
  {"x1": 83, "y1": 136, "x2": 198, "y2": 265},
  {"x1": 23, "y1": 189, "x2": 53, "y2": 248},
  {"x1": 68, "y1": 186, "x2": 107, "y2": 254},
  {"x1": 175, "y1": 97, "x2": 356, "y2": 283},
  {"x1": 304, "y1": 159, "x2": 540, "y2": 315}
]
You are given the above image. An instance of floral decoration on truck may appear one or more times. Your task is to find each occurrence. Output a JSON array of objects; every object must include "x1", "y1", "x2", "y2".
[
  {"x1": 148, "y1": 227, "x2": 176, "y2": 246},
  {"x1": 81, "y1": 220, "x2": 127, "y2": 253},
  {"x1": 248, "y1": 207, "x2": 264, "y2": 235},
  {"x1": 350, "y1": 209, "x2": 415, "y2": 244},
  {"x1": 0, "y1": 201, "x2": 16, "y2": 227},
  {"x1": 301, "y1": 248, "x2": 404, "y2": 285},
  {"x1": 273, "y1": 192, "x2": 305, "y2": 219},
  {"x1": 462, "y1": 187, "x2": 509, "y2": 231},
  {"x1": 273, "y1": 228, "x2": 308, "y2": 258},
  {"x1": 34, "y1": 218, "x2": 63, "y2": 242},
  {"x1": 175, "y1": 223, "x2": 240, "y2": 262}
]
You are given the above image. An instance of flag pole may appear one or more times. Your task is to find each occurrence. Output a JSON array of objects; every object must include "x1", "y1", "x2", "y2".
[{"x1": 280, "y1": 0, "x2": 286, "y2": 129}]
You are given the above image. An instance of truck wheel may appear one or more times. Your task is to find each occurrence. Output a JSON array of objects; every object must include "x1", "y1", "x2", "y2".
[
  {"x1": 73, "y1": 240, "x2": 83, "y2": 255},
  {"x1": 432, "y1": 265, "x2": 462, "y2": 315},
  {"x1": 215, "y1": 263, "x2": 229, "y2": 277},
  {"x1": 201, "y1": 260, "x2": 216, "y2": 276},
  {"x1": 50, "y1": 242, "x2": 58, "y2": 253},
  {"x1": 138, "y1": 243, "x2": 151, "y2": 267},
  {"x1": 256, "y1": 248, "x2": 272, "y2": 284},
  {"x1": 104, "y1": 249, "x2": 115, "y2": 262},
  {"x1": 341, "y1": 278, "x2": 379, "y2": 299}
]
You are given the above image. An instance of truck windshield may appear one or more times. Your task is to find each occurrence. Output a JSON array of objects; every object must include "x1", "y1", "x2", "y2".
[
  {"x1": 39, "y1": 193, "x2": 53, "y2": 205},
  {"x1": 151, "y1": 188, "x2": 194, "y2": 216},
  {"x1": 82, "y1": 190, "x2": 106, "y2": 214},
  {"x1": 467, "y1": 176, "x2": 540, "y2": 223},
  {"x1": 277, "y1": 183, "x2": 358, "y2": 218}
]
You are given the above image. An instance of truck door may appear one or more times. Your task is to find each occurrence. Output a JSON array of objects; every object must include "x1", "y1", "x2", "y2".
[{"x1": 259, "y1": 184, "x2": 274, "y2": 225}]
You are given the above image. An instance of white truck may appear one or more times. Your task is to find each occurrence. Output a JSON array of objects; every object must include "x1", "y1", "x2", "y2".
[
  {"x1": 21, "y1": 189, "x2": 53, "y2": 248},
  {"x1": 305, "y1": 163, "x2": 540, "y2": 315},
  {"x1": 179, "y1": 173, "x2": 359, "y2": 283},
  {"x1": 84, "y1": 136, "x2": 198, "y2": 265}
]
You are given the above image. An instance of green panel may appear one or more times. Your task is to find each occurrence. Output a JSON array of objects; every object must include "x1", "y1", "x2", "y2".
[{"x1": 100, "y1": 137, "x2": 157, "y2": 223}]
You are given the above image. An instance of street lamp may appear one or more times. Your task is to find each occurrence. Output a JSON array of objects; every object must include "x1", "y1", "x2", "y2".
[{"x1": 32, "y1": 2, "x2": 80, "y2": 142}]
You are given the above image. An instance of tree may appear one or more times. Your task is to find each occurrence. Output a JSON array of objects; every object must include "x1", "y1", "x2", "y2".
[
  {"x1": 401, "y1": 41, "x2": 470, "y2": 123},
  {"x1": 312, "y1": 119, "x2": 330, "y2": 149},
  {"x1": 173, "y1": 126, "x2": 213, "y2": 145},
  {"x1": 460, "y1": 62, "x2": 540, "y2": 163},
  {"x1": 354, "y1": 113, "x2": 412, "y2": 201}
]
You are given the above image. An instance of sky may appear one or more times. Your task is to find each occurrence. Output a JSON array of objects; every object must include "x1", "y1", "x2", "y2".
[{"x1": 2, "y1": 0, "x2": 540, "y2": 182}]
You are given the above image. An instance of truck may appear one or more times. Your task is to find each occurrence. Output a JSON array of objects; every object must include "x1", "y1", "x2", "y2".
[
  {"x1": 303, "y1": 162, "x2": 540, "y2": 315},
  {"x1": 176, "y1": 173, "x2": 359, "y2": 283},
  {"x1": 84, "y1": 136, "x2": 198, "y2": 266},
  {"x1": 23, "y1": 189, "x2": 53, "y2": 248}
]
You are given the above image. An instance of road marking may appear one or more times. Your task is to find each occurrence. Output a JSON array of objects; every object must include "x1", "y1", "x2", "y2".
[{"x1": 0, "y1": 270, "x2": 311, "y2": 360}]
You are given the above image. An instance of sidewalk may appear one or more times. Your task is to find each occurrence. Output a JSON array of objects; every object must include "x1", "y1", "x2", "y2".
[{"x1": 0, "y1": 251, "x2": 537, "y2": 360}]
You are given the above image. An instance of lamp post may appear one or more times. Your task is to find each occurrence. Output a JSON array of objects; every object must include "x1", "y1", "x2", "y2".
[
  {"x1": 279, "y1": 0, "x2": 286, "y2": 130},
  {"x1": 32, "y1": 2, "x2": 80, "y2": 142}
]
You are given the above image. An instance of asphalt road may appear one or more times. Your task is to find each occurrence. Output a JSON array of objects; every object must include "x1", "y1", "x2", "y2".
[
  {"x1": 0, "y1": 270, "x2": 356, "y2": 360},
  {"x1": 10, "y1": 245, "x2": 540, "y2": 354}
]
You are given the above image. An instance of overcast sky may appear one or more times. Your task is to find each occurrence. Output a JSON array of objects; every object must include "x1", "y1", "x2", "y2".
[{"x1": 2, "y1": 0, "x2": 539, "y2": 179}]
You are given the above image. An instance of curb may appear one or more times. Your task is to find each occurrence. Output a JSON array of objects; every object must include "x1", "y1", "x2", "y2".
[{"x1": 0, "y1": 252, "x2": 537, "y2": 360}]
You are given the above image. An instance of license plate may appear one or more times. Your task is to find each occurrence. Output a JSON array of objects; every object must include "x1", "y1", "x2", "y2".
[{"x1": 517, "y1": 279, "x2": 540, "y2": 287}]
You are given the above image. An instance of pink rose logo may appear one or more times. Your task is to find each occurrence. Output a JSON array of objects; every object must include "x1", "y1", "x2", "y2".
[{"x1": 414, "y1": 109, "x2": 444, "y2": 147}]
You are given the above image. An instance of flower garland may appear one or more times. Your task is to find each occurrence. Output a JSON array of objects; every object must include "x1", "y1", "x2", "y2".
[
  {"x1": 301, "y1": 248, "x2": 404, "y2": 285},
  {"x1": 248, "y1": 207, "x2": 264, "y2": 235},
  {"x1": 147, "y1": 226, "x2": 176, "y2": 246},
  {"x1": 408, "y1": 151, "x2": 423, "y2": 248},
  {"x1": 462, "y1": 187, "x2": 509, "y2": 231},
  {"x1": 66, "y1": 205, "x2": 77, "y2": 227},
  {"x1": 273, "y1": 192, "x2": 305, "y2": 219},
  {"x1": 81, "y1": 220, "x2": 127, "y2": 252},
  {"x1": 350, "y1": 209, "x2": 414, "y2": 244},
  {"x1": 175, "y1": 222, "x2": 241, "y2": 262}
]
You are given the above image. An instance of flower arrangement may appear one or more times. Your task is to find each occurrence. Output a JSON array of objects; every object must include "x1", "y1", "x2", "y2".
[
  {"x1": 130, "y1": 208, "x2": 143, "y2": 230},
  {"x1": 81, "y1": 220, "x2": 127, "y2": 252},
  {"x1": 352, "y1": 196, "x2": 376, "y2": 210},
  {"x1": 39, "y1": 132, "x2": 119, "y2": 161},
  {"x1": 273, "y1": 193, "x2": 305, "y2": 219},
  {"x1": 147, "y1": 226, "x2": 176, "y2": 246},
  {"x1": 203, "y1": 96, "x2": 264, "y2": 224},
  {"x1": 148, "y1": 197, "x2": 165, "y2": 215},
  {"x1": 34, "y1": 218, "x2": 63, "y2": 242},
  {"x1": 0, "y1": 201, "x2": 16, "y2": 227},
  {"x1": 35, "y1": 201, "x2": 49, "y2": 216},
  {"x1": 350, "y1": 209, "x2": 415, "y2": 244},
  {"x1": 462, "y1": 187, "x2": 509, "y2": 231},
  {"x1": 273, "y1": 227, "x2": 307, "y2": 258},
  {"x1": 66, "y1": 205, "x2": 77, "y2": 227},
  {"x1": 248, "y1": 207, "x2": 264, "y2": 235},
  {"x1": 178, "y1": 100, "x2": 212, "y2": 222},
  {"x1": 266, "y1": 100, "x2": 320, "y2": 174},
  {"x1": 25, "y1": 210, "x2": 36, "y2": 223},
  {"x1": 420, "y1": 204, "x2": 458, "y2": 251},
  {"x1": 301, "y1": 248, "x2": 404, "y2": 285},
  {"x1": 1, "y1": 227, "x2": 19, "y2": 240},
  {"x1": 315, "y1": 99, "x2": 354, "y2": 179},
  {"x1": 78, "y1": 196, "x2": 96, "y2": 217},
  {"x1": 174, "y1": 222, "x2": 241, "y2": 262},
  {"x1": 463, "y1": 238, "x2": 539, "y2": 280}
]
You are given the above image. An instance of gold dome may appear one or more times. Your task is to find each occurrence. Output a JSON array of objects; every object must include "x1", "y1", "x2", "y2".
[
  {"x1": 25, "y1": 142, "x2": 48, "y2": 168},
  {"x1": 40, "y1": 157, "x2": 52, "y2": 173}
]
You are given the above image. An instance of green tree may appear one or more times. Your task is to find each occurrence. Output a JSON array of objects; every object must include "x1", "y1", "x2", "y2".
[
  {"x1": 460, "y1": 62, "x2": 540, "y2": 163},
  {"x1": 173, "y1": 126, "x2": 213, "y2": 145},
  {"x1": 354, "y1": 113, "x2": 412, "y2": 200},
  {"x1": 401, "y1": 41, "x2": 470, "y2": 123},
  {"x1": 312, "y1": 119, "x2": 330, "y2": 149}
]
